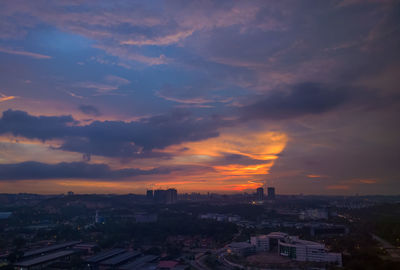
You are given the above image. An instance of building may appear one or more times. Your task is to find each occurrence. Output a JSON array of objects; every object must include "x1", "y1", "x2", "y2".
[
  {"x1": 74, "y1": 243, "x2": 98, "y2": 255},
  {"x1": 249, "y1": 232, "x2": 342, "y2": 266},
  {"x1": 86, "y1": 248, "x2": 126, "y2": 269},
  {"x1": 256, "y1": 187, "x2": 264, "y2": 201},
  {"x1": 14, "y1": 250, "x2": 76, "y2": 270},
  {"x1": 250, "y1": 235, "x2": 269, "y2": 252},
  {"x1": 119, "y1": 255, "x2": 158, "y2": 270},
  {"x1": 251, "y1": 232, "x2": 286, "y2": 252},
  {"x1": 267, "y1": 187, "x2": 275, "y2": 200},
  {"x1": 278, "y1": 237, "x2": 342, "y2": 266},
  {"x1": 227, "y1": 242, "x2": 255, "y2": 256},
  {"x1": 153, "y1": 188, "x2": 178, "y2": 204},
  {"x1": 153, "y1": 189, "x2": 166, "y2": 203},
  {"x1": 22, "y1": 241, "x2": 81, "y2": 259},
  {"x1": 146, "y1": 190, "x2": 153, "y2": 200},
  {"x1": 166, "y1": 188, "x2": 178, "y2": 204},
  {"x1": 95, "y1": 210, "x2": 105, "y2": 224},
  {"x1": 99, "y1": 251, "x2": 140, "y2": 269}
]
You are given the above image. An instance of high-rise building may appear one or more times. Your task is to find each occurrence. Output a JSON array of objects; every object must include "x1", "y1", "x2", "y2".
[
  {"x1": 153, "y1": 188, "x2": 178, "y2": 203},
  {"x1": 166, "y1": 188, "x2": 178, "y2": 204},
  {"x1": 153, "y1": 189, "x2": 166, "y2": 203},
  {"x1": 256, "y1": 187, "x2": 264, "y2": 201},
  {"x1": 267, "y1": 187, "x2": 275, "y2": 200},
  {"x1": 146, "y1": 190, "x2": 153, "y2": 200}
]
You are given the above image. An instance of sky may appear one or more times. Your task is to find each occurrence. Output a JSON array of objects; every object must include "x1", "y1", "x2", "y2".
[{"x1": 0, "y1": 0, "x2": 399, "y2": 195}]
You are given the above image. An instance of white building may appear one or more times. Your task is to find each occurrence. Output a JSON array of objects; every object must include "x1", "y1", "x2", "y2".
[
  {"x1": 250, "y1": 232, "x2": 342, "y2": 266},
  {"x1": 250, "y1": 235, "x2": 269, "y2": 252}
]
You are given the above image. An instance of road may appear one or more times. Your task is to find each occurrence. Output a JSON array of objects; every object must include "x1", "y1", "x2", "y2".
[{"x1": 372, "y1": 234, "x2": 400, "y2": 259}]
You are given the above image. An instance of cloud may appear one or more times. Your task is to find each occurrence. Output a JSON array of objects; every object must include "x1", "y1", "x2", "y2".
[
  {"x1": 240, "y1": 83, "x2": 349, "y2": 120},
  {"x1": 76, "y1": 82, "x2": 119, "y2": 93},
  {"x1": 0, "y1": 161, "x2": 170, "y2": 181},
  {"x1": 155, "y1": 91, "x2": 214, "y2": 105},
  {"x1": 0, "y1": 93, "x2": 17, "y2": 103},
  {"x1": 78, "y1": 105, "x2": 101, "y2": 116},
  {"x1": 0, "y1": 110, "x2": 77, "y2": 141},
  {"x1": 121, "y1": 30, "x2": 194, "y2": 46},
  {"x1": 0, "y1": 47, "x2": 51, "y2": 59},
  {"x1": 307, "y1": 174, "x2": 327, "y2": 178},
  {"x1": 161, "y1": 128, "x2": 287, "y2": 176},
  {"x1": 75, "y1": 75, "x2": 130, "y2": 94},
  {"x1": 93, "y1": 44, "x2": 168, "y2": 66},
  {"x1": 0, "y1": 109, "x2": 223, "y2": 158},
  {"x1": 155, "y1": 83, "x2": 233, "y2": 107},
  {"x1": 105, "y1": 75, "x2": 130, "y2": 85},
  {"x1": 354, "y1": 178, "x2": 379, "y2": 184}
]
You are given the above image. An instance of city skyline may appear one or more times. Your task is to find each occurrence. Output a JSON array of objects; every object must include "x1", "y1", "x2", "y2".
[{"x1": 0, "y1": 0, "x2": 399, "y2": 195}]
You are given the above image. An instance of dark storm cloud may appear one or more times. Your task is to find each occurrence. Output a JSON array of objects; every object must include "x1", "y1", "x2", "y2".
[
  {"x1": 0, "y1": 109, "x2": 223, "y2": 158},
  {"x1": 0, "y1": 161, "x2": 170, "y2": 180},
  {"x1": 78, "y1": 105, "x2": 101, "y2": 116},
  {"x1": 240, "y1": 83, "x2": 349, "y2": 120},
  {"x1": 0, "y1": 110, "x2": 77, "y2": 141}
]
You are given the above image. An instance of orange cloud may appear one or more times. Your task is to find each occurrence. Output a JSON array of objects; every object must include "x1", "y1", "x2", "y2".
[
  {"x1": 307, "y1": 174, "x2": 327, "y2": 178},
  {"x1": 162, "y1": 129, "x2": 287, "y2": 162},
  {"x1": 214, "y1": 163, "x2": 273, "y2": 176},
  {"x1": 357, "y1": 178, "x2": 378, "y2": 184},
  {"x1": 158, "y1": 128, "x2": 288, "y2": 187},
  {"x1": 0, "y1": 93, "x2": 17, "y2": 103}
]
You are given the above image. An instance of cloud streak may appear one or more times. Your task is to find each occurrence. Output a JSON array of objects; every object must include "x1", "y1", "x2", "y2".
[
  {"x1": 0, "y1": 47, "x2": 51, "y2": 59},
  {"x1": 0, "y1": 93, "x2": 17, "y2": 103}
]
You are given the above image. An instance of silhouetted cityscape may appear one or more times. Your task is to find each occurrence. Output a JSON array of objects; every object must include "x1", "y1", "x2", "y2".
[{"x1": 1, "y1": 190, "x2": 400, "y2": 269}]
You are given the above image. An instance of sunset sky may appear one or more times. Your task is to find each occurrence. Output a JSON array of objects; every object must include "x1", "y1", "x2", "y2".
[{"x1": 0, "y1": 0, "x2": 399, "y2": 195}]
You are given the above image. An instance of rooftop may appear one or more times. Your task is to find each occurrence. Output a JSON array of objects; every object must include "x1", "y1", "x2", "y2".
[
  {"x1": 23, "y1": 241, "x2": 81, "y2": 257},
  {"x1": 119, "y1": 255, "x2": 158, "y2": 270},
  {"x1": 15, "y1": 250, "x2": 75, "y2": 267},
  {"x1": 100, "y1": 251, "x2": 140, "y2": 266},
  {"x1": 86, "y1": 248, "x2": 126, "y2": 263}
]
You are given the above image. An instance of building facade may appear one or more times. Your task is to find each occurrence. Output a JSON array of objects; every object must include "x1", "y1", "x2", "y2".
[
  {"x1": 267, "y1": 187, "x2": 275, "y2": 200},
  {"x1": 256, "y1": 187, "x2": 264, "y2": 202},
  {"x1": 249, "y1": 232, "x2": 342, "y2": 266}
]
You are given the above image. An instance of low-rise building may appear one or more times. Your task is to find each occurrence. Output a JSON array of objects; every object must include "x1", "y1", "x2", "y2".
[
  {"x1": 249, "y1": 232, "x2": 342, "y2": 266},
  {"x1": 14, "y1": 250, "x2": 76, "y2": 270},
  {"x1": 227, "y1": 242, "x2": 255, "y2": 256},
  {"x1": 250, "y1": 235, "x2": 269, "y2": 252}
]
